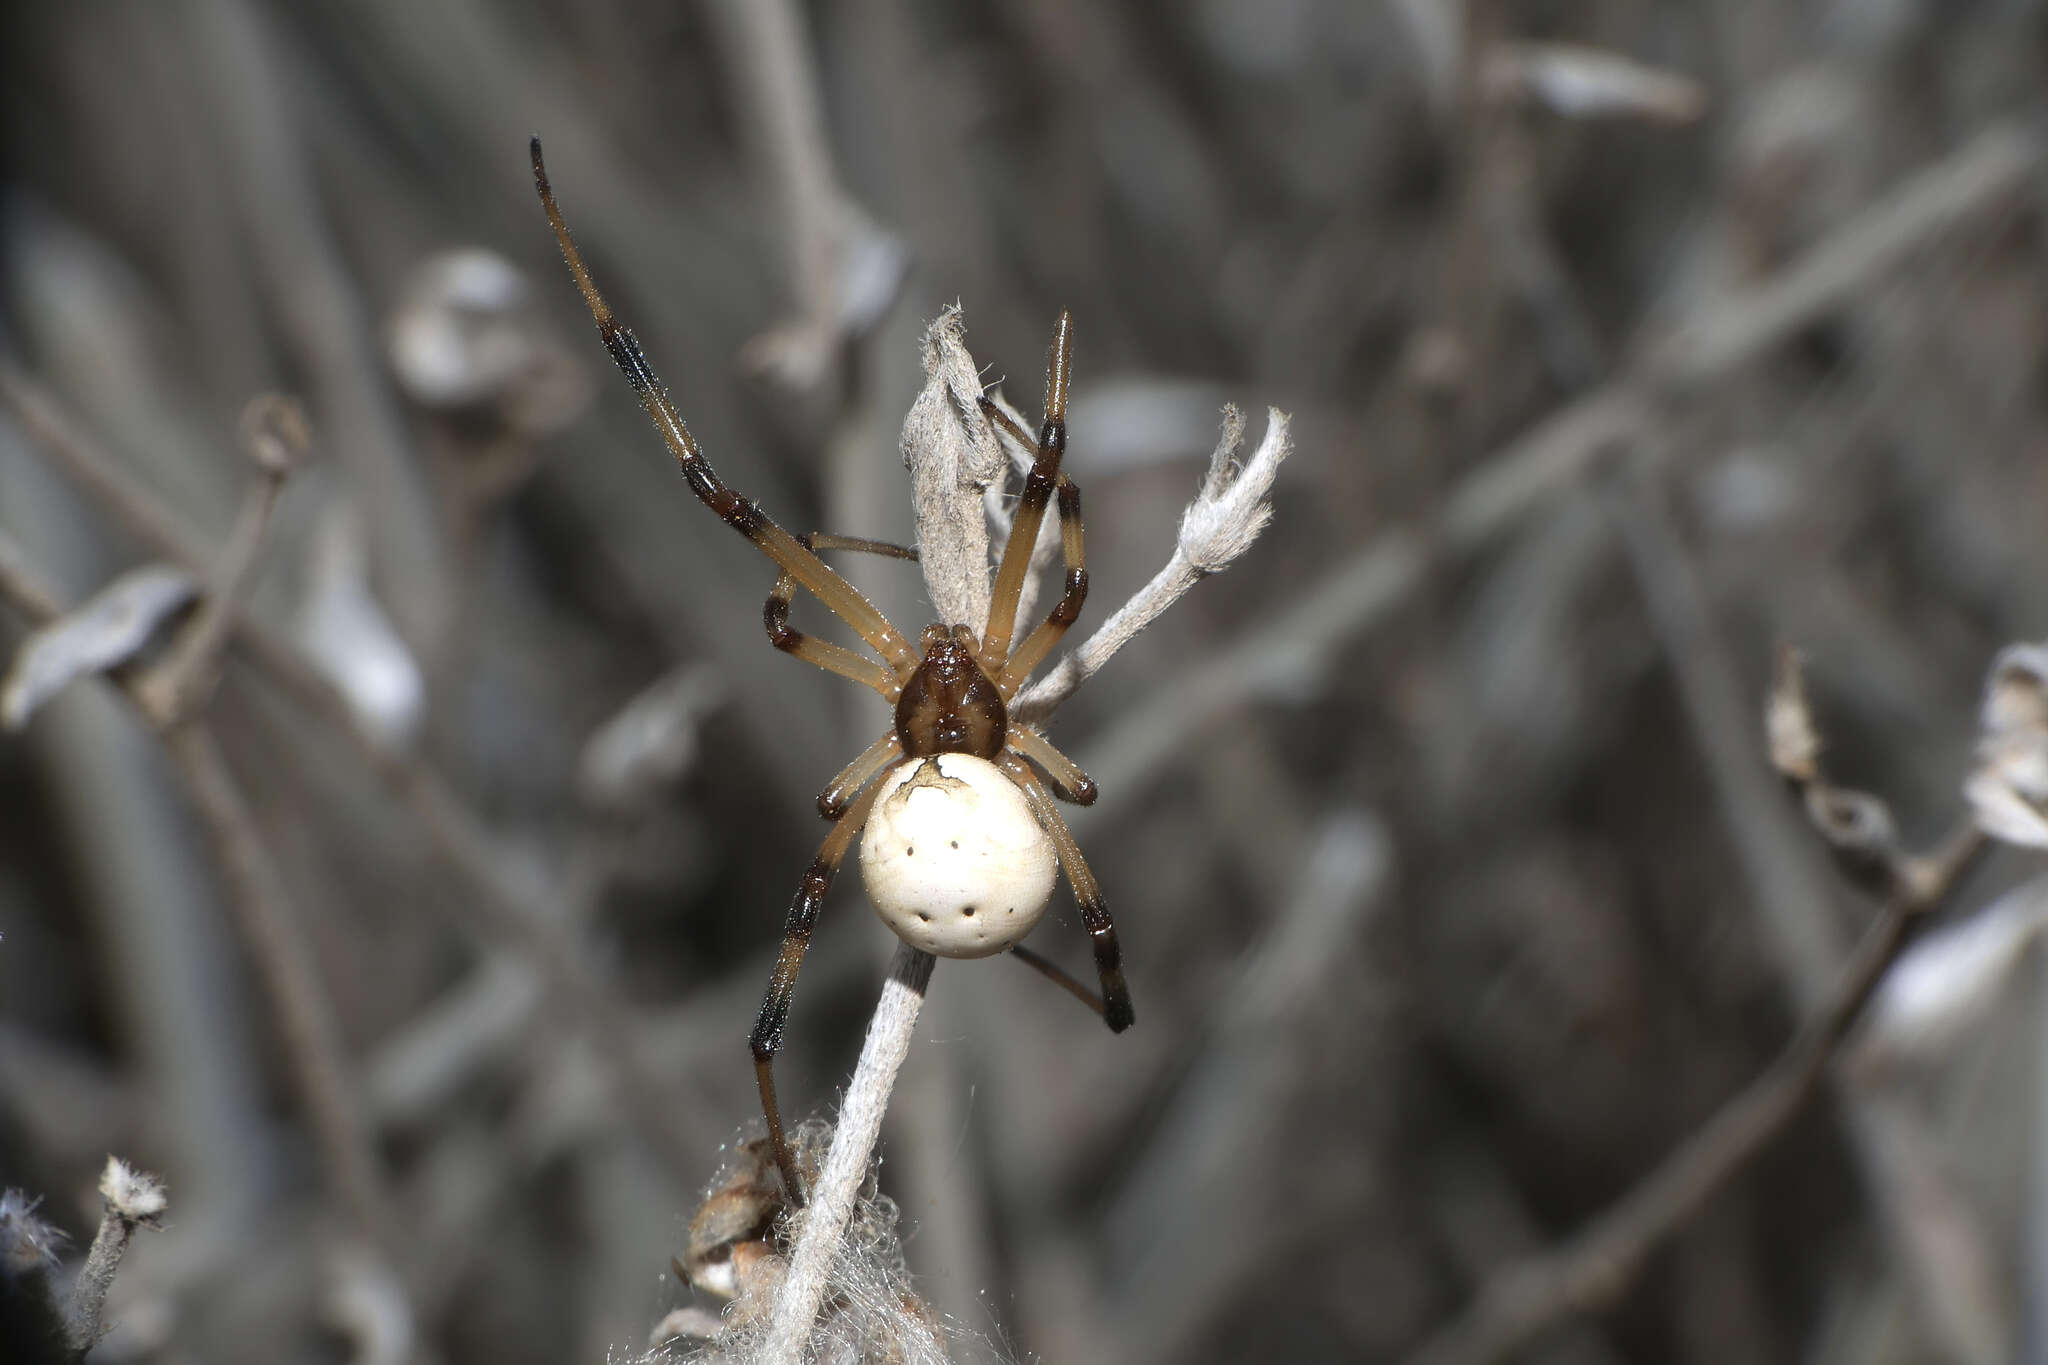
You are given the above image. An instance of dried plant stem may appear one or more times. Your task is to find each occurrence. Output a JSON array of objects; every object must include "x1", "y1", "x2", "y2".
[
  {"x1": 760, "y1": 943, "x2": 935, "y2": 1365},
  {"x1": 133, "y1": 469, "x2": 281, "y2": 722},
  {"x1": 1399, "y1": 823, "x2": 1984, "y2": 1365},
  {"x1": 188, "y1": 0, "x2": 449, "y2": 646},
  {"x1": 0, "y1": 536, "x2": 401, "y2": 1253},
  {"x1": 1602, "y1": 473, "x2": 1844, "y2": 1003},
  {"x1": 706, "y1": 0, "x2": 842, "y2": 327},
  {"x1": 0, "y1": 365, "x2": 706, "y2": 1182},
  {"x1": 64, "y1": 1158, "x2": 167, "y2": 1354},
  {"x1": 65, "y1": 1213, "x2": 135, "y2": 1354},
  {"x1": 1077, "y1": 119, "x2": 2037, "y2": 811},
  {"x1": 161, "y1": 725, "x2": 399, "y2": 1245}
]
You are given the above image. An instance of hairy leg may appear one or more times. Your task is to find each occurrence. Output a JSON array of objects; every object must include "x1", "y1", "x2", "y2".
[
  {"x1": 995, "y1": 753, "x2": 1134, "y2": 1032},
  {"x1": 749, "y1": 779, "x2": 886, "y2": 1201},
  {"x1": 534, "y1": 139, "x2": 918, "y2": 673}
]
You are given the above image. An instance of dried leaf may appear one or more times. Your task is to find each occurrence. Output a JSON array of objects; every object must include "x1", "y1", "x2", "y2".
[
  {"x1": 97, "y1": 1157, "x2": 166, "y2": 1225},
  {"x1": 1858, "y1": 877, "x2": 2048, "y2": 1066},
  {"x1": 901, "y1": 308, "x2": 1006, "y2": 629},
  {"x1": 1485, "y1": 42, "x2": 1707, "y2": 124},
  {"x1": 577, "y1": 665, "x2": 726, "y2": 809},
  {"x1": 1765, "y1": 644, "x2": 1820, "y2": 783},
  {"x1": 0, "y1": 565, "x2": 196, "y2": 729},
  {"x1": 386, "y1": 247, "x2": 591, "y2": 436},
  {"x1": 295, "y1": 508, "x2": 424, "y2": 749},
  {"x1": 1966, "y1": 643, "x2": 2048, "y2": 847},
  {"x1": 1178, "y1": 405, "x2": 1289, "y2": 573},
  {"x1": 0, "y1": 1190, "x2": 63, "y2": 1274}
]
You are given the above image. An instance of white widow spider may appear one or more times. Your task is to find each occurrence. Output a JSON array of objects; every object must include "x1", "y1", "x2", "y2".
[{"x1": 532, "y1": 140, "x2": 1132, "y2": 1203}]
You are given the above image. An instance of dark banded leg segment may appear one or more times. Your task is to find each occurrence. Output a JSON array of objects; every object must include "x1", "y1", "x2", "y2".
[
  {"x1": 974, "y1": 397, "x2": 1088, "y2": 696},
  {"x1": 999, "y1": 475, "x2": 1086, "y2": 695},
  {"x1": 534, "y1": 138, "x2": 919, "y2": 675},
  {"x1": 749, "y1": 779, "x2": 885, "y2": 1202},
  {"x1": 995, "y1": 753, "x2": 1134, "y2": 1033},
  {"x1": 817, "y1": 732, "x2": 902, "y2": 819},
  {"x1": 979, "y1": 312, "x2": 1073, "y2": 671}
]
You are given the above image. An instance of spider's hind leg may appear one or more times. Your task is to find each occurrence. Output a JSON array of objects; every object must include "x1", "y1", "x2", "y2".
[
  {"x1": 995, "y1": 753, "x2": 1133, "y2": 1033},
  {"x1": 1009, "y1": 943, "x2": 1109, "y2": 1020}
]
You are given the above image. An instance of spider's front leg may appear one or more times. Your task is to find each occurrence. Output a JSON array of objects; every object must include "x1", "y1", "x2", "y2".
[
  {"x1": 751, "y1": 778, "x2": 887, "y2": 1203},
  {"x1": 533, "y1": 138, "x2": 920, "y2": 675},
  {"x1": 994, "y1": 753, "x2": 1134, "y2": 1032},
  {"x1": 761, "y1": 534, "x2": 921, "y2": 699},
  {"x1": 976, "y1": 396, "x2": 1088, "y2": 699},
  {"x1": 978, "y1": 313, "x2": 1073, "y2": 671}
]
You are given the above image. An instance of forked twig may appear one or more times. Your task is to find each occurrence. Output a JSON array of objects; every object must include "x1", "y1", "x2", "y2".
[
  {"x1": 1074, "y1": 120, "x2": 2037, "y2": 812},
  {"x1": 1398, "y1": 822, "x2": 1983, "y2": 1365},
  {"x1": 0, "y1": 528, "x2": 403, "y2": 1259}
]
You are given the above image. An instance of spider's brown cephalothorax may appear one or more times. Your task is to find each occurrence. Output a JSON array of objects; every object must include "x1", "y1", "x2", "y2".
[
  {"x1": 535, "y1": 134, "x2": 1130, "y2": 1206},
  {"x1": 896, "y1": 624, "x2": 1006, "y2": 759}
]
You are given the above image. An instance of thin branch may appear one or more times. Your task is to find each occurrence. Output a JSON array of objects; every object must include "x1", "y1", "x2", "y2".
[
  {"x1": 187, "y1": 0, "x2": 449, "y2": 647},
  {"x1": 160, "y1": 724, "x2": 400, "y2": 1247},
  {"x1": 706, "y1": 0, "x2": 843, "y2": 335},
  {"x1": 1014, "y1": 405, "x2": 1292, "y2": 725},
  {"x1": 1601, "y1": 473, "x2": 1846, "y2": 1004},
  {"x1": 1073, "y1": 120, "x2": 2039, "y2": 815},
  {"x1": 63, "y1": 1157, "x2": 166, "y2": 1356},
  {"x1": 1398, "y1": 822, "x2": 1984, "y2": 1365},
  {"x1": 134, "y1": 395, "x2": 307, "y2": 727},
  {"x1": 0, "y1": 531, "x2": 402, "y2": 1254},
  {"x1": 759, "y1": 943, "x2": 935, "y2": 1365},
  {"x1": 0, "y1": 364, "x2": 708, "y2": 1183}
]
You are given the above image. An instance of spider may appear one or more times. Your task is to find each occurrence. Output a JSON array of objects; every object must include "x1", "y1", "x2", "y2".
[{"x1": 532, "y1": 140, "x2": 1132, "y2": 1203}]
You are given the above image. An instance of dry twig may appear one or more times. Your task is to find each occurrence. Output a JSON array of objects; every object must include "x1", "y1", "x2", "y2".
[
  {"x1": 0, "y1": 362, "x2": 708, "y2": 1184},
  {"x1": 63, "y1": 1156, "x2": 167, "y2": 1356},
  {"x1": 1076, "y1": 120, "x2": 2038, "y2": 814},
  {"x1": 1399, "y1": 821, "x2": 1983, "y2": 1365}
]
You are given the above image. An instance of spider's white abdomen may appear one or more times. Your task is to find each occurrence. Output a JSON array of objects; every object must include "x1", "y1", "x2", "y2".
[{"x1": 859, "y1": 754, "x2": 1057, "y2": 959}]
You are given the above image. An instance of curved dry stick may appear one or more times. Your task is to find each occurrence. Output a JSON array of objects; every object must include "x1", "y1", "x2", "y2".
[{"x1": 1399, "y1": 823, "x2": 1985, "y2": 1365}]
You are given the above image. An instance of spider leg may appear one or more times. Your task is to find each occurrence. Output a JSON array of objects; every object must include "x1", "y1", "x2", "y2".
[
  {"x1": 803, "y1": 533, "x2": 920, "y2": 562},
  {"x1": 998, "y1": 475, "x2": 1085, "y2": 695},
  {"x1": 994, "y1": 753, "x2": 1134, "y2": 1032},
  {"x1": 975, "y1": 398, "x2": 1087, "y2": 697},
  {"x1": 1009, "y1": 943, "x2": 1108, "y2": 1020},
  {"x1": 750, "y1": 776, "x2": 888, "y2": 1203},
  {"x1": 978, "y1": 312, "x2": 1073, "y2": 670},
  {"x1": 817, "y1": 732, "x2": 902, "y2": 819},
  {"x1": 1005, "y1": 725, "x2": 1098, "y2": 805},
  {"x1": 764, "y1": 535, "x2": 921, "y2": 697},
  {"x1": 532, "y1": 139, "x2": 919, "y2": 674}
]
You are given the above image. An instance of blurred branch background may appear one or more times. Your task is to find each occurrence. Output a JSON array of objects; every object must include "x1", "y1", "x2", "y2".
[{"x1": 4, "y1": 1, "x2": 2048, "y2": 1362}]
